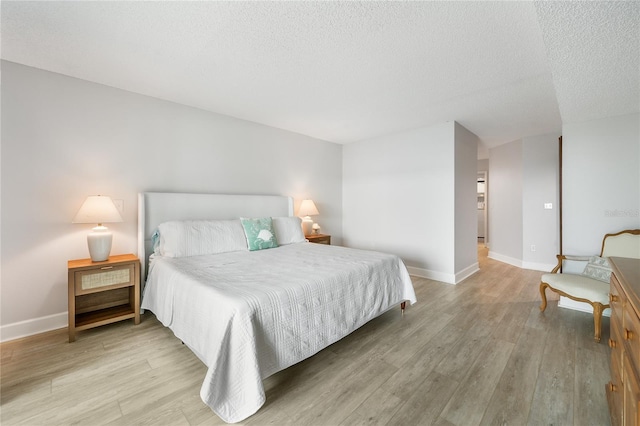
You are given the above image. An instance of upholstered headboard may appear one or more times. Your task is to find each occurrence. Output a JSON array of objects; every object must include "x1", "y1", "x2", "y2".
[
  {"x1": 602, "y1": 229, "x2": 640, "y2": 259},
  {"x1": 137, "y1": 192, "x2": 294, "y2": 278}
]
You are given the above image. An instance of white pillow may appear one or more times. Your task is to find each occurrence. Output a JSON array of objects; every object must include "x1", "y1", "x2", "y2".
[
  {"x1": 272, "y1": 216, "x2": 306, "y2": 245},
  {"x1": 156, "y1": 219, "x2": 248, "y2": 257}
]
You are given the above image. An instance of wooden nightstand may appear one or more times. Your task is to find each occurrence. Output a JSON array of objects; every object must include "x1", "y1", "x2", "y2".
[
  {"x1": 68, "y1": 254, "x2": 140, "y2": 342},
  {"x1": 306, "y1": 234, "x2": 331, "y2": 245}
]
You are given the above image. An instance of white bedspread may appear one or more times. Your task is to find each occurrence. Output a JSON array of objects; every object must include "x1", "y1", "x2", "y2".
[{"x1": 141, "y1": 242, "x2": 416, "y2": 423}]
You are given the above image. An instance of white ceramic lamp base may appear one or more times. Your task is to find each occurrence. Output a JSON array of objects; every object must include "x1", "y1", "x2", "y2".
[
  {"x1": 302, "y1": 217, "x2": 313, "y2": 236},
  {"x1": 87, "y1": 225, "x2": 113, "y2": 262}
]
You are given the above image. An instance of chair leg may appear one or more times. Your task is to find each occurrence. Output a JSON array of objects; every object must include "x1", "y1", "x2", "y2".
[
  {"x1": 593, "y1": 302, "x2": 604, "y2": 343},
  {"x1": 540, "y1": 282, "x2": 549, "y2": 312}
]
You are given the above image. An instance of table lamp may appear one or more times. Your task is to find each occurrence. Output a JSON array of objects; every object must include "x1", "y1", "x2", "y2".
[
  {"x1": 72, "y1": 195, "x2": 123, "y2": 262},
  {"x1": 298, "y1": 199, "x2": 319, "y2": 236}
]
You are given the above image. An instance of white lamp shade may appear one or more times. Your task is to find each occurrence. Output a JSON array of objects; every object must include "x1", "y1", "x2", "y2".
[
  {"x1": 73, "y1": 195, "x2": 123, "y2": 225},
  {"x1": 298, "y1": 199, "x2": 319, "y2": 217},
  {"x1": 73, "y1": 195, "x2": 123, "y2": 262}
]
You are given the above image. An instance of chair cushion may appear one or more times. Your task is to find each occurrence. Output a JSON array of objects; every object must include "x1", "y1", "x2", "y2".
[{"x1": 541, "y1": 273, "x2": 610, "y2": 305}]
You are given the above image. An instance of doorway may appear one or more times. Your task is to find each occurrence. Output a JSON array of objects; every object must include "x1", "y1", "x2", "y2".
[{"x1": 478, "y1": 171, "x2": 488, "y2": 247}]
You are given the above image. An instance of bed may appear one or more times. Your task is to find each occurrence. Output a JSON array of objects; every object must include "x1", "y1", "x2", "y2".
[{"x1": 138, "y1": 192, "x2": 417, "y2": 423}]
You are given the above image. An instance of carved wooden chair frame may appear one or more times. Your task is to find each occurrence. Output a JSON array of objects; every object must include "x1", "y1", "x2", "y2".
[{"x1": 540, "y1": 229, "x2": 640, "y2": 343}]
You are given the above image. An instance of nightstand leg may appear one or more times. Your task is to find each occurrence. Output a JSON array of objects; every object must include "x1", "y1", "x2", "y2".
[
  {"x1": 68, "y1": 269, "x2": 76, "y2": 343},
  {"x1": 133, "y1": 262, "x2": 141, "y2": 325}
]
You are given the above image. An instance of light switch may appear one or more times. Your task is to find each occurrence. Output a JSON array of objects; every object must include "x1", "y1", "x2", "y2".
[{"x1": 544, "y1": 203, "x2": 553, "y2": 209}]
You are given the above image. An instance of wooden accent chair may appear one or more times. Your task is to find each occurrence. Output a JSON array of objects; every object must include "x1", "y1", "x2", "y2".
[{"x1": 540, "y1": 229, "x2": 640, "y2": 342}]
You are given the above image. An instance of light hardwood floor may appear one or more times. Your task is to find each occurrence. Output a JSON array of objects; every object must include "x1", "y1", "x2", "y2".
[{"x1": 1, "y1": 246, "x2": 611, "y2": 425}]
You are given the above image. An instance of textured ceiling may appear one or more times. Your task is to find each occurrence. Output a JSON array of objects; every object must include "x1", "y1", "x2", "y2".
[
  {"x1": 1, "y1": 1, "x2": 638, "y2": 149},
  {"x1": 535, "y1": 1, "x2": 640, "y2": 125}
]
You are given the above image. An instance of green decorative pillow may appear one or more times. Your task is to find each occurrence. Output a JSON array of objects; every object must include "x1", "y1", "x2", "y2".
[
  {"x1": 240, "y1": 217, "x2": 279, "y2": 251},
  {"x1": 581, "y1": 256, "x2": 612, "y2": 283}
]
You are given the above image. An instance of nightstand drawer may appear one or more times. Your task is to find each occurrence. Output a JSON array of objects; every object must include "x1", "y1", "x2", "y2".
[
  {"x1": 307, "y1": 234, "x2": 331, "y2": 245},
  {"x1": 75, "y1": 263, "x2": 135, "y2": 295}
]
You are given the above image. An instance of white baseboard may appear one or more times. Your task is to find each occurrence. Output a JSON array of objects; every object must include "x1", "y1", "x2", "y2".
[
  {"x1": 1, "y1": 312, "x2": 67, "y2": 343},
  {"x1": 488, "y1": 252, "x2": 554, "y2": 273},
  {"x1": 455, "y1": 262, "x2": 479, "y2": 283},
  {"x1": 407, "y1": 263, "x2": 479, "y2": 285},
  {"x1": 558, "y1": 296, "x2": 611, "y2": 317},
  {"x1": 406, "y1": 266, "x2": 456, "y2": 284},
  {"x1": 488, "y1": 251, "x2": 522, "y2": 268},
  {"x1": 521, "y1": 261, "x2": 556, "y2": 272}
]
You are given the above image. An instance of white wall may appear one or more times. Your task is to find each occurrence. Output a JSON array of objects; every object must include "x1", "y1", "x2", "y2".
[
  {"x1": 563, "y1": 113, "x2": 640, "y2": 254},
  {"x1": 488, "y1": 133, "x2": 560, "y2": 270},
  {"x1": 343, "y1": 122, "x2": 454, "y2": 280},
  {"x1": 454, "y1": 123, "x2": 480, "y2": 279},
  {"x1": 488, "y1": 140, "x2": 524, "y2": 266},
  {"x1": 1, "y1": 61, "x2": 343, "y2": 341},
  {"x1": 342, "y1": 121, "x2": 478, "y2": 284},
  {"x1": 489, "y1": 134, "x2": 560, "y2": 271},
  {"x1": 522, "y1": 133, "x2": 560, "y2": 270}
]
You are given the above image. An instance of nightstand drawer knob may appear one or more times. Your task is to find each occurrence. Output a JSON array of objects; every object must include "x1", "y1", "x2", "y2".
[{"x1": 101, "y1": 266, "x2": 114, "y2": 270}]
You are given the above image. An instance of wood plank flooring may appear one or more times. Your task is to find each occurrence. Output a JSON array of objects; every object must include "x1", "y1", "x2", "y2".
[{"x1": 0, "y1": 246, "x2": 611, "y2": 425}]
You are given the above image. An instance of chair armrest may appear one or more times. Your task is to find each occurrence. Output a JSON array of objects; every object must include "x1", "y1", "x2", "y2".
[
  {"x1": 550, "y1": 254, "x2": 591, "y2": 273},
  {"x1": 550, "y1": 255, "x2": 564, "y2": 273},
  {"x1": 562, "y1": 255, "x2": 591, "y2": 261}
]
